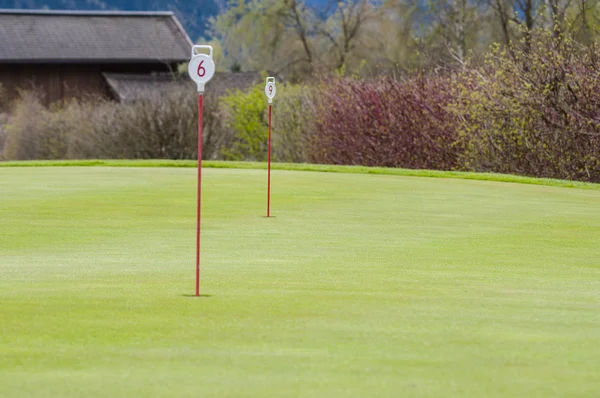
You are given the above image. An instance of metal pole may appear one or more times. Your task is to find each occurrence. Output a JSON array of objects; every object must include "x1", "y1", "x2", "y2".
[
  {"x1": 267, "y1": 103, "x2": 272, "y2": 218},
  {"x1": 196, "y1": 93, "x2": 203, "y2": 296}
]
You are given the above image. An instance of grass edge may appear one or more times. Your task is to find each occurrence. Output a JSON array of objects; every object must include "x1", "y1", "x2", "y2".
[{"x1": 1, "y1": 159, "x2": 598, "y2": 191}]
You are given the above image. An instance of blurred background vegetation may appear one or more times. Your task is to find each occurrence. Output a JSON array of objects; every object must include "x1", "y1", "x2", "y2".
[{"x1": 1, "y1": 0, "x2": 599, "y2": 182}]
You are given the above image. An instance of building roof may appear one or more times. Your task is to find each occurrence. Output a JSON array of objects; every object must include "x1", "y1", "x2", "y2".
[
  {"x1": 0, "y1": 9, "x2": 193, "y2": 64},
  {"x1": 104, "y1": 72, "x2": 265, "y2": 102},
  {"x1": 104, "y1": 73, "x2": 187, "y2": 102},
  {"x1": 209, "y1": 72, "x2": 265, "y2": 97}
]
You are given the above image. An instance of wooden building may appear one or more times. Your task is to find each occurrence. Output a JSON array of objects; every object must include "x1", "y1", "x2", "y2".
[{"x1": 0, "y1": 9, "x2": 193, "y2": 107}]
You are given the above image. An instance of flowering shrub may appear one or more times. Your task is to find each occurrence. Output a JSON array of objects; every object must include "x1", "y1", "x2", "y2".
[
  {"x1": 220, "y1": 83, "x2": 315, "y2": 162},
  {"x1": 454, "y1": 31, "x2": 600, "y2": 182}
]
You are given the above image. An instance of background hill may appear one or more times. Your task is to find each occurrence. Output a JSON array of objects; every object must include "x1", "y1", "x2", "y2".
[{"x1": 0, "y1": 0, "x2": 224, "y2": 40}]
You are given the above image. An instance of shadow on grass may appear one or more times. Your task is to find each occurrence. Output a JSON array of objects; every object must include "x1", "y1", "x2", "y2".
[{"x1": 182, "y1": 294, "x2": 212, "y2": 298}]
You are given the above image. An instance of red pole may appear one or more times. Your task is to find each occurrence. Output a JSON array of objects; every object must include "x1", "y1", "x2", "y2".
[
  {"x1": 267, "y1": 103, "x2": 272, "y2": 218},
  {"x1": 196, "y1": 94, "x2": 203, "y2": 296}
]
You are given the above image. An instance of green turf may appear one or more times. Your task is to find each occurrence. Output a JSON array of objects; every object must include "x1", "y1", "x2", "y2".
[{"x1": 1, "y1": 166, "x2": 599, "y2": 397}]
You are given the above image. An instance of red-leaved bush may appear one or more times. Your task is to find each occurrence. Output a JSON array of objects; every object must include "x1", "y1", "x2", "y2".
[{"x1": 311, "y1": 76, "x2": 460, "y2": 170}]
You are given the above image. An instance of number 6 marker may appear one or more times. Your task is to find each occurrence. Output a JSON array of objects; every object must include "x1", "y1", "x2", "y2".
[
  {"x1": 188, "y1": 45, "x2": 216, "y2": 296},
  {"x1": 188, "y1": 45, "x2": 215, "y2": 93}
]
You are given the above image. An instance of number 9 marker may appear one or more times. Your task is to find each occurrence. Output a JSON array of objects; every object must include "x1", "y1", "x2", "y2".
[
  {"x1": 265, "y1": 77, "x2": 275, "y2": 217},
  {"x1": 265, "y1": 77, "x2": 276, "y2": 103}
]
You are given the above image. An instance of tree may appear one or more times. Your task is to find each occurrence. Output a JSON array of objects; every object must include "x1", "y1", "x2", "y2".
[
  {"x1": 317, "y1": 0, "x2": 378, "y2": 70},
  {"x1": 208, "y1": 0, "x2": 318, "y2": 80},
  {"x1": 432, "y1": 0, "x2": 483, "y2": 63},
  {"x1": 208, "y1": 0, "x2": 381, "y2": 79}
]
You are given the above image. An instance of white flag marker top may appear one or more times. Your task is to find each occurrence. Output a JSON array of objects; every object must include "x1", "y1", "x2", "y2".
[
  {"x1": 188, "y1": 45, "x2": 215, "y2": 93},
  {"x1": 265, "y1": 77, "x2": 276, "y2": 104}
]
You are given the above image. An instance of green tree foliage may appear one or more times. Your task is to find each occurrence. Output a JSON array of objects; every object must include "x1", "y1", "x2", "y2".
[
  {"x1": 220, "y1": 82, "x2": 315, "y2": 162},
  {"x1": 221, "y1": 85, "x2": 268, "y2": 161}
]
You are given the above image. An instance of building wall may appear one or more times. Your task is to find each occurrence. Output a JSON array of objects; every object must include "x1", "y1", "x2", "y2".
[{"x1": 0, "y1": 63, "x2": 176, "y2": 108}]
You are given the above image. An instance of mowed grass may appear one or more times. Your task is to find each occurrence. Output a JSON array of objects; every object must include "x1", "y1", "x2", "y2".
[{"x1": 1, "y1": 166, "x2": 599, "y2": 397}]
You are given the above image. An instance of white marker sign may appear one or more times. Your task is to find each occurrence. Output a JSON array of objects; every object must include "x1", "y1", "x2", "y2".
[
  {"x1": 265, "y1": 77, "x2": 276, "y2": 103},
  {"x1": 188, "y1": 45, "x2": 215, "y2": 93}
]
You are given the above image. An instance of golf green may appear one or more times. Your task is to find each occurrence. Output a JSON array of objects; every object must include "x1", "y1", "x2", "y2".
[{"x1": 1, "y1": 166, "x2": 599, "y2": 397}]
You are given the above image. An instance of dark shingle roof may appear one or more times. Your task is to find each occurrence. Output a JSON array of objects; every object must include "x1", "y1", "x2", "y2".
[
  {"x1": 0, "y1": 9, "x2": 192, "y2": 63},
  {"x1": 104, "y1": 72, "x2": 264, "y2": 102},
  {"x1": 104, "y1": 73, "x2": 186, "y2": 102},
  {"x1": 209, "y1": 72, "x2": 264, "y2": 97}
]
